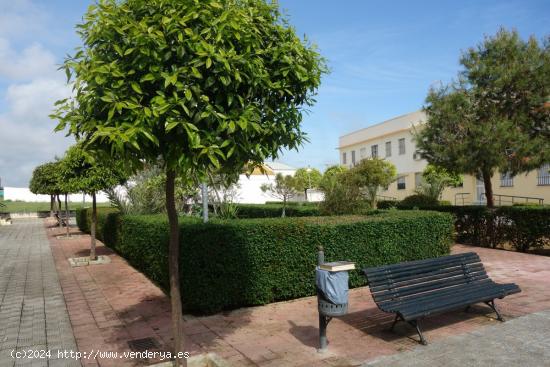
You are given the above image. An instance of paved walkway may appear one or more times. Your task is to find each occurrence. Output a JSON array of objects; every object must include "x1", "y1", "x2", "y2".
[
  {"x1": 44, "y1": 217, "x2": 550, "y2": 367},
  {"x1": 363, "y1": 309, "x2": 550, "y2": 366},
  {"x1": 0, "y1": 219, "x2": 80, "y2": 367}
]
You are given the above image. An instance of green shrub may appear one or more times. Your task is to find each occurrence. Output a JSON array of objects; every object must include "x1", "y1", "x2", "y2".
[
  {"x1": 377, "y1": 200, "x2": 398, "y2": 209},
  {"x1": 397, "y1": 194, "x2": 439, "y2": 209},
  {"x1": 396, "y1": 205, "x2": 550, "y2": 252},
  {"x1": 108, "y1": 211, "x2": 452, "y2": 314},
  {"x1": 235, "y1": 203, "x2": 320, "y2": 218}
]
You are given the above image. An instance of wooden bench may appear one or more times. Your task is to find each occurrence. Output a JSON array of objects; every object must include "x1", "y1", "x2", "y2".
[{"x1": 363, "y1": 252, "x2": 521, "y2": 345}]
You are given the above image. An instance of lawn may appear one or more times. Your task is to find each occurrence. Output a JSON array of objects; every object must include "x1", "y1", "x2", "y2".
[{"x1": 0, "y1": 201, "x2": 112, "y2": 213}]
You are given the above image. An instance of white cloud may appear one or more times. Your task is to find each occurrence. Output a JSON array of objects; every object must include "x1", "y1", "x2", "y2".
[
  {"x1": 0, "y1": 0, "x2": 47, "y2": 40},
  {"x1": 0, "y1": 38, "x2": 57, "y2": 80}
]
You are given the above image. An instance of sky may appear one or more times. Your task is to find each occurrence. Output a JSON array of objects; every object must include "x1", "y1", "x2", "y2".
[{"x1": 0, "y1": 0, "x2": 548, "y2": 187}]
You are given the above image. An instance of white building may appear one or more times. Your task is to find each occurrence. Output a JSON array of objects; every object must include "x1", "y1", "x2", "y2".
[{"x1": 338, "y1": 111, "x2": 550, "y2": 205}]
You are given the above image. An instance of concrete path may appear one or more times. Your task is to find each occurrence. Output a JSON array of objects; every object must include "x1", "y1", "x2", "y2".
[
  {"x1": 0, "y1": 219, "x2": 80, "y2": 367},
  {"x1": 363, "y1": 309, "x2": 550, "y2": 367}
]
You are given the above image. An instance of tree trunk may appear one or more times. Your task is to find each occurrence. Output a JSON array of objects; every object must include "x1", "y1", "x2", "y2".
[
  {"x1": 50, "y1": 195, "x2": 54, "y2": 217},
  {"x1": 482, "y1": 171, "x2": 494, "y2": 208},
  {"x1": 304, "y1": 189, "x2": 308, "y2": 201},
  {"x1": 282, "y1": 197, "x2": 286, "y2": 217},
  {"x1": 90, "y1": 192, "x2": 97, "y2": 261},
  {"x1": 57, "y1": 195, "x2": 62, "y2": 226},
  {"x1": 65, "y1": 194, "x2": 70, "y2": 237},
  {"x1": 166, "y1": 169, "x2": 186, "y2": 367}
]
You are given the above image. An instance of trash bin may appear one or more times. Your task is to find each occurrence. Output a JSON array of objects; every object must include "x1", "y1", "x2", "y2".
[
  {"x1": 316, "y1": 267, "x2": 349, "y2": 317},
  {"x1": 315, "y1": 247, "x2": 354, "y2": 352}
]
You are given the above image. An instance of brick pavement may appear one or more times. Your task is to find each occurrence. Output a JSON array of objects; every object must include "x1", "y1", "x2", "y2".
[
  {"x1": 42, "y1": 219, "x2": 550, "y2": 366},
  {"x1": 0, "y1": 219, "x2": 80, "y2": 367}
]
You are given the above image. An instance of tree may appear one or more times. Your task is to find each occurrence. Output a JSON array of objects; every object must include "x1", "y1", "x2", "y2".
[
  {"x1": 52, "y1": 0, "x2": 325, "y2": 363},
  {"x1": 293, "y1": 167, "x2": 322, "y2": 200},
  {"x1": 416, "y1": 29, "x2": 550, "y2": 207},
  {"x1": 415, "y1": 164, "x2": 463, "y2": 201},
  {"x1": 347, "y1": 158, "x2": 397, "y2": 209},
  {"x1": 60, "y1": 145, "x2": 126, "y2": 260},
  {"x1": 29, "y1": 162, "x2": 63, "y2": 216},
  {"x1": 261, "y1": 173, "x2": 298, "y2": 217}
]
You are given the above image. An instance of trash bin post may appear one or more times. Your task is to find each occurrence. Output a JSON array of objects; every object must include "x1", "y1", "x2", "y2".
[{"x1": 317, "y1": 246, "x2": 329, "y2": 352}]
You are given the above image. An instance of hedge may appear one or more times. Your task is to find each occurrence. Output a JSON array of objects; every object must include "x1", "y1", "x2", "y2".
[
  {"x1": 76, "y1": 207, "x2": 119, "y2": 241},
  {"x1": 78, "y1": 209, "x2": 453, "y2": 314},
  {"x1": 235, "y1": 203, "x2": 320, "y2": 218},
  {"x1": 395, "y1": 205, "x2": 550, "y2": 252}
]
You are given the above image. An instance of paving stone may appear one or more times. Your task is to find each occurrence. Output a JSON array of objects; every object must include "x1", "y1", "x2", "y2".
[{"x1": 0, "y1": 219, "x2": 80, "y2": 366}]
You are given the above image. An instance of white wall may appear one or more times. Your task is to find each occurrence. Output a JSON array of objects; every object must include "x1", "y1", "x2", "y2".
[{"x1": 3, "y1": 187, "x2": 110, "y2": 203}]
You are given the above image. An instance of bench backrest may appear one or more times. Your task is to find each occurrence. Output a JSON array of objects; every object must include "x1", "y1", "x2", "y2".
[{"x1": 364, "y1": 252, "x2": 489, "y2": 306}]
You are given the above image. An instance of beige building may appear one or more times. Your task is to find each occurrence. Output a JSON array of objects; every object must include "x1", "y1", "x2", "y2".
[{"x1": 338, "y1": 111, "x2": 550, "y2": 205}]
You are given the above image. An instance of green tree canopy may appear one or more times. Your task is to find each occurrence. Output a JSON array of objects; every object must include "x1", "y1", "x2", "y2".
[
  {"x1": 52, "y1": 0, "x2": 326, "y2": 361},
  {"x1": 60, "y1": 145, "x2": 127, "y2": 195},
  {"x1": 29, "y1": 162, "x2": 63, "y2": 196},
  {"x1": 416, "y1": 29, "x2": 550, "y2": 207},
  {"x1": 260, "y1": 173, "x2": 298, "y2": 217},
  {"x1": 347, "y1": 158, "x2": 397, "y2": 208},
  {"x1": 415, "y1": 164, "x2": 463, "y2": 200},
  {"x1": 293, "y1": 167, "x2": 322, "y2": 199}
]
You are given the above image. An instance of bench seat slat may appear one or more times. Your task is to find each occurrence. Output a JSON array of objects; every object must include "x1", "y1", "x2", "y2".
[
  {"x1": 365, "y1": 259, "x2": 481, "y2": 283},
  {"x1": 402, "y1": 284, "x2": 520, "y2": 320},
  {"x1": 380, "y1": 280, "x2": 512, "y2": 313},
  {"x1": 368, "y1": 264, "x2": 486, "y2": 292},
  {"x1": 372, "y1": 273, "x2": 489, "y2": 302},
  {"x1": 365, "y1": 253, "x2": 480, "y2": 276},
  {"x1": 375, "y1": 279, "x2": 495, "y2": 310}
]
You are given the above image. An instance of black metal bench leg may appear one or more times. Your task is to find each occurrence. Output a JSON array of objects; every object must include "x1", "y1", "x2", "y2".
[
  {"x1": 485, "y1": 300, "x2": 504, "y2": 321},
  {"x1": 390, "y1": 314, "x2": 402, "y2": 331},
  {"x1": 408, "y1": 320, "x2": 428, "y2": 345}
]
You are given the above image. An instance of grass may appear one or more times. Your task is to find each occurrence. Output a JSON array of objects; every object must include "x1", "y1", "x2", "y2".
[{"x1": 0, "y1": 200, "x2": 112, "y2": 213}]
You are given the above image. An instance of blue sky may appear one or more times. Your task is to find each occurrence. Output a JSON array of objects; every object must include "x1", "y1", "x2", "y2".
[{"x1": 0, "y1": 0, "x2": 548, "y2": 186}]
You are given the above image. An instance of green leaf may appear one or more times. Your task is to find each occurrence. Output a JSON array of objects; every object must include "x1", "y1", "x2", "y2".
[
  {"x1": 206, "y1": 57, "x2": 212, "y2": 69},
  {"x1": 185, "y1": 89, "x2": 192, "y2": 101},
  {"x1": 131, "y1": 82, "x2": 143, "y2": 94},
  {"x1": 165, "y1": 121, "x2": 179, "y2": 132}
]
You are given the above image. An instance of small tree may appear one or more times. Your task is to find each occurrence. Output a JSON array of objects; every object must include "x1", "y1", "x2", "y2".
[
  {"x1": 261, "y1": 173, "x2": 298, "y2": 217},
  {"x1": 53, "y1": 0, "x2": 325, "y2": 363},
  {"x1": 415, "y1": 164, "x2": 463, "y2": 201},
  {"x1": 416, "y1": 29, "x2": 550, "y2": 207},
  {"x1": 293, "y1": 167, "x2": 322, "y2": 201},
  {"x1": 60, "y1": 145, "x2": 126, "y2": 260},
  {"x1": 348, "y1": 158, "x2": 397, "y2": 209},
  {"x1": 29, "y1": 162, "x2": 63, "y2": 216}
]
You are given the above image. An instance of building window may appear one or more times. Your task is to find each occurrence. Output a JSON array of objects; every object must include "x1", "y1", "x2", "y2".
[
  {"x1": 397, "y1": 176, "x2": 406, "y2": 190},
  {"x1": 538, "y1": 163, "x2": 550, "y2": 186},
  {"x1": 371, "y1": 145, "x2": 378, "y2": 158},
  {"x1": 500, "y1": 172, "x2": 513, "y2": 187},
  {"x1": 351, "y1": 150, "x2": 356, "y2": 166},
  {"x1": 359, "y1": 147, "x2": 367, "y2": 159},
  {"x1": 415, "y1": 172, "x2": 423, "y2": 188},
  {"x1": 342, "y1": 152, "x2": 347, "y2": 165},
  {"x1": 398, "y1": 138, "x2": 406, "y2": 155},
  {"x1": 385, "y1": 141, "x2": 391, "y2": 157}
]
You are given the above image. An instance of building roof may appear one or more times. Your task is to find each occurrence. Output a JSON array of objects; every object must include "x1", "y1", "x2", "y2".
[
  {"x1": 265, "y1": 162, "x2": 296, "y2": 171},
  {"x1": 339, "y1": 110, "x2": 426, "y2": 149}
]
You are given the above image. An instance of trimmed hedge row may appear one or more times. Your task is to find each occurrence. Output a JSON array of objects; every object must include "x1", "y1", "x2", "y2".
[
  {"x1": 77, "y1": 209, "x2": 453, "y2": 314},
  {"x1": 235, "y1": 203, "x2": 320, "y2": 218},
  {"x1": 75, "y1": 207, "x2": 119, "y2": 241},
  {"x1": 396, "y1": 205, "x2": 550, "y2": 252}
]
